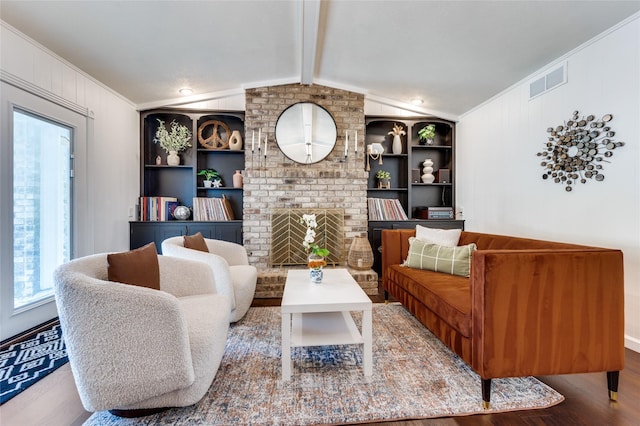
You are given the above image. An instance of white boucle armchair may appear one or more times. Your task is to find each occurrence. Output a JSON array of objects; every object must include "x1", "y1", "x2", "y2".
[
  {"x1": 53, "y1": 254, "x2": 231, "y2": 414},
  {"x1": 161, "y1": 236, "x2": 257, "y2": 322}
]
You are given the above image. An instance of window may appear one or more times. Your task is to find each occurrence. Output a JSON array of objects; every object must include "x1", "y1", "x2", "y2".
[{"x1": 12, "y1": 109, "x2": 72, "y2": 309}]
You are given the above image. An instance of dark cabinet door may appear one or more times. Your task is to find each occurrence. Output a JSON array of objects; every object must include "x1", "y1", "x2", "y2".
[
  {"x1": 130, "y1": 221, "x2": 243, "y2": 253},
  {"x1": 187, "y1": 222, "x2": 242, "y2": 243}
]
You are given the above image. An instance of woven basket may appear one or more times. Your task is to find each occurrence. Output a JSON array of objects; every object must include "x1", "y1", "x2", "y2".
[{"x1": 347, "y1": 236, "x2": 374, "y2": 270}]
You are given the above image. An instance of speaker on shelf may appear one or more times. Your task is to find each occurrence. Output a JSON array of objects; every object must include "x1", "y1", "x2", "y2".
[
  {"x1": 411, "y1": 169, "x2": 421, "y2": 183},
  {"x1": 437, "y1": 169, "x2": 450, "y2": 183}
]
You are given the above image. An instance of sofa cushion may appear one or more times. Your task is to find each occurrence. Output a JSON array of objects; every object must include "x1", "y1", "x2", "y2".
[
  {"x1": 415, "y1": 224, "x2": 461, "y2": 247},
  {"x1": 404, "y1": 238, "x2": 476, "y2": 277},
  {"x1": 387, "y1": 264, "x2": 471, "y2": 337},
  {"x1": 184, "y1": 232, "x2": 209, "y2": 252},
  {"x1": 107, "y1": 242, "x2": 160, "y2": 290}
]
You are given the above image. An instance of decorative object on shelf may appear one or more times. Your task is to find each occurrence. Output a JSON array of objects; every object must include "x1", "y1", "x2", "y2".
[
  {"x1": 422, "y1": 159, "x2": 435, "y2": 183},
  {"x1": 198, "y1": 120, "x2": 231, "y2": 150},
  {"x1": 537, "y1": 111, "x2": 624, "y2": 192},
  {"x1": 388, "y1": 123, "x2": 406, "y2": 154},
  {"x1": 347, "y1": 235, "x2": 374, "y2": 270},
  {"x1": 418, "y1": 124, "x2": 436, "y2": 145},
  {"x1": 299, "y1": 213, "x2": 330, "y2": 283},
  {"x1": 154, "y1": 119, "x2": 192, "y2": 165},
  {"x1": 437, "y1": 169, "x2": 451, "y2": 183},
  {"x1": 365, "y1": 143, "x2": 385, "y2": 171},
  {"x1": 376, "y1": 170, "x2": 391, "y2": 189},
  {"x1": 229, "y1": 130, "x2": 243, "y2": 151},
  {"x1": 233, "y1": 170, "x2": 243, "y2": 188},
  {"x1": 172, "y1": 205, "x2": 191, "y2": 220},
  {"x1": 167, "y1": 151, "x2": 180, "y2": 166},
  {"x1": 411, "y1": 168, "x2": 421, "y2": 183},
  {"x1": 198, "y1": 169, "x2": 221, "y2": 188},
  {"x1": 155, "y1": 155, "x2": 162, "y2": 165}
]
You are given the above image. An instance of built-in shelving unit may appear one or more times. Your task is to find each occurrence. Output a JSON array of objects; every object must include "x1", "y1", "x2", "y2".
[
  {"x1": 131, "y1": 109, "x2": 245, "y2": 251},
  {"x1": 365, "y1": 116, "x2": 464, "y2": 273}
]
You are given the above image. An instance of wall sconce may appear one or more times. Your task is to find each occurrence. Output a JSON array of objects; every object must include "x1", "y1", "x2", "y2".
[{"x1": 366, "y1": 143, "x2": 384, "y2": 171}]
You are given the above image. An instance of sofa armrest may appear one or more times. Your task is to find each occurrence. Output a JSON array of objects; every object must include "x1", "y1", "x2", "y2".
[
  {"x1": 160, "y1": 243, "x2": 236, "y2": 309},
  {"x1": 159, "y1": 255, "x2": 217, "y2": 297},
  {"x1": 381, "y1": 229, "x2": 416, "y2": 288},
  {"x1": 470, "y1": 248, "x2": 625, "y2": 379},
  {"x1": 205, "y1": 238, "x2": 249, "y2": 266},
  {"x1": 54, "y1": 271, "x2": 195, "y2": 411}
]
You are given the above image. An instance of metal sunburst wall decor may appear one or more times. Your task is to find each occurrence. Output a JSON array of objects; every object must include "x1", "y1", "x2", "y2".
[{"x1": 536, "y1": 110, "x2": 625, "y2": 192}]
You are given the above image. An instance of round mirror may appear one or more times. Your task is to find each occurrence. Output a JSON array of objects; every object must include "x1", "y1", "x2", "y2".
[{"x1": 275, "y1": 102, "x2": 337, "y2": 164}]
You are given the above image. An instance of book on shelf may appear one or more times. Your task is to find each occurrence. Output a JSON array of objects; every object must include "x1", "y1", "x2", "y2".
[
  {"x1": 367, "y1": 198, "x2": 408, "y2": 221},
  {"x1": 139, "y1": 196, "x2": 178, "y2": 221},
  {"x1": 192, "y1": 195, "x2": 235, "y2": 221}
]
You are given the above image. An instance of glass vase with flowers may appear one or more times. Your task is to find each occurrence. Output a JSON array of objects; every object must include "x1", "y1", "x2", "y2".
[{"x1": 299, "y1": 213, "x2": 330, "y2": 283}]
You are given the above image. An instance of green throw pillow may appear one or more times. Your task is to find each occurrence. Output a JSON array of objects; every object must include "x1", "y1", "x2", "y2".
[{"x1": 403, "y1": 237, "x2": 476, "y2": 277}]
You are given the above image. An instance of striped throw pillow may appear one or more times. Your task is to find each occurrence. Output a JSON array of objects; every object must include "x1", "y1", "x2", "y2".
[{"x1": 403, "y1": 237, "x2": 476, "y2": 277}]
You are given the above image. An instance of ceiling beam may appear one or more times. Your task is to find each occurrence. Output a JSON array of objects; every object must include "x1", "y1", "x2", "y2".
[{"x1": 300, "y1": 0, "x2": 321, "y2": 85}]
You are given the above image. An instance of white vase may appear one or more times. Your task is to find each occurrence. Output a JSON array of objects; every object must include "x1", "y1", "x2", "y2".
[
  {"x1": 167, "y1": 151, "x2": 180, "y2": 166},
  {"x1": 422, "y1": 158, "x2": 435, "y2": 183},
  {"x1": 392, "y1": 134, "x2": 403, "y2": 155},
  {"x1": 229, "y1": 130, "x2": 243, "y2": 151},
  {"x1": 421, "y1": 173, "x2": 435, "y2": 183}
]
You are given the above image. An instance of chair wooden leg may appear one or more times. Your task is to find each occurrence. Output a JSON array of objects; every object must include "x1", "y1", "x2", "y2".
[
  {"x1": 607, "y1": 371, "x2": 620, "y2": 401},
  {"x1": 481, "y1": 378, "x2": 492, "y2": 409}
]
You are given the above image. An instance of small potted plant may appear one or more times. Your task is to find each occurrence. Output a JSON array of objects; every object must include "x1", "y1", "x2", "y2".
[
  {"x1": 198, "y1": 169, "x2": 221, "y2": 188},
  {"x1": 376, "y1": 170, "x2": 391, "y2": 189},
  {"x1": 418, "y1": 124, "x2": 436, "y2": 145},
  {"x1": 154, "y1": 119, "x2": 192, "y2": 165}
]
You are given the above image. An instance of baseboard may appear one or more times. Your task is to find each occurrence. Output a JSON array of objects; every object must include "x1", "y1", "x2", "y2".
[{"x1": 625, "y1": 335, "x2": 640, "y2": 354}]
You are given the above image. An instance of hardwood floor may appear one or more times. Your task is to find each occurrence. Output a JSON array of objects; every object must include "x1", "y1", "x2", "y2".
[{"x1": 2, "y1": 293, "x2": 639, "y2": 426}]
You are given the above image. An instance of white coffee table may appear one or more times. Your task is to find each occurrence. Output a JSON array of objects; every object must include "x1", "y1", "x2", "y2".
[{"x1": 281, "y1": 268, "x2": 373, "y2": 380}]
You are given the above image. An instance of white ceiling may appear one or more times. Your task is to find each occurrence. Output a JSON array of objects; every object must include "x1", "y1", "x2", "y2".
[{"x1": 2, "y1": 0, "x2": 639, "y2": 117}]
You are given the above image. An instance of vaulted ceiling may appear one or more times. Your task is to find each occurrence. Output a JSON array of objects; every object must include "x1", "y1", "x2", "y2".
[{"x1": 2, "y1": 1, "x2": 639, "y2": 117}]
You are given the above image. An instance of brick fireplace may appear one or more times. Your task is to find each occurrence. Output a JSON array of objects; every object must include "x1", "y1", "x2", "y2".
[{"x1": 243, "y1": 83, "x2": 377, "y2": 297}]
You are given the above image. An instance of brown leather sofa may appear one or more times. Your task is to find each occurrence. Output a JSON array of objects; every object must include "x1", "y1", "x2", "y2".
[{"x1": 382, "y1": 229, "x2": 625, "y2": 408}]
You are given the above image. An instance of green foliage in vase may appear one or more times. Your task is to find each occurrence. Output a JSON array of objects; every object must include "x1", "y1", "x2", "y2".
[
  {"x1": 154, "y1": 119, "x2": 192, "y2": 153},
  {"x1": 197, "y1": 169, "x2": 220, "y2": 181},
  {"x1": 418, "y1": 124, "x2": 436, "y2": 142},
  {"x1": 376, "y1": 170, "x2": 391, "y2": 180}
]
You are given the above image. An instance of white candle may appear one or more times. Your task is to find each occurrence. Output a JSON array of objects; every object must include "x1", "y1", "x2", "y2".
[
  {"x1": 264, "y1": 136, "x2": 267, "y2": 156},
  {"x1": 252, "y1": 130, "x2": 255, "y2": 151},
  {"x1": 355, "y1": 130, "x2": 358, "y2": 153},
  {"x1": 345, "y1": 131, "x2": 349, "y2": 156},
  {"x1": 258, "y1": 129, "x2": 261, "y2": 150}
]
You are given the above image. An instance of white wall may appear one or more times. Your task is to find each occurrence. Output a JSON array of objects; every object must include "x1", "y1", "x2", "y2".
[
  {"x1": 456, "y1": 16, "x2": 640, "y2": 351},
  {"x1": 1, "y1": 21, "x2": 140, "y2": 254}
]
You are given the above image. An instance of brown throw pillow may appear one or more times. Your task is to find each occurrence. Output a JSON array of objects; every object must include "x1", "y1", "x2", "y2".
[
  {"x1": 107, "y1": 242, "x2": 160, "y2": 290},
  {"x1": 183, "y1": 232, "x2": 209, "y2": 252}
]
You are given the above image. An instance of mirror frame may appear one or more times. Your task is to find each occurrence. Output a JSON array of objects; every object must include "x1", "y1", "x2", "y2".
[{"x1": 275, "y1": 102, "x2": 337, "y2": 164}]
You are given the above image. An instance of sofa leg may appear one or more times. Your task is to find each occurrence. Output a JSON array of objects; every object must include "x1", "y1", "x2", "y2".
[
  {"x1": 607, "y1": 371, "x2": 620, "y2": 401},
  {"x1": 481, "y1": 378, "x2": 491, "y2": 409}
]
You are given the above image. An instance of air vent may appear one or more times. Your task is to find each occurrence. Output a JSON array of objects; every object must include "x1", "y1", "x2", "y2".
[{"x1": 529, "y1": 62, "x2": 567, "y2": 100}]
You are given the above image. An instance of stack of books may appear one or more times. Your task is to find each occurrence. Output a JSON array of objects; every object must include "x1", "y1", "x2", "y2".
[
  {"x1": 367, "y1": 198, "x2": 408, "y2": 221},
  {"x1": 192, "y1": 195, "x2": 235, "y2": 221},
  {"x1": 139, "y1": 197, "x2": 178, "y2": 221}
]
